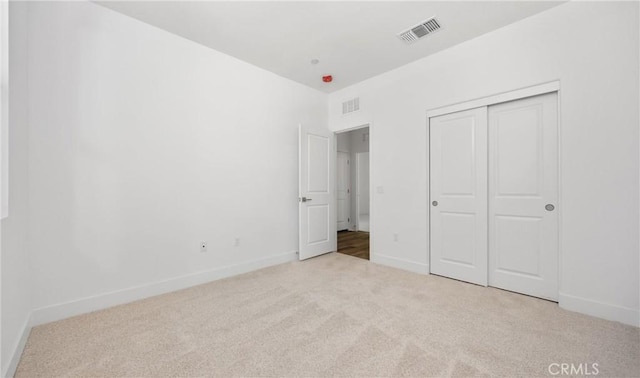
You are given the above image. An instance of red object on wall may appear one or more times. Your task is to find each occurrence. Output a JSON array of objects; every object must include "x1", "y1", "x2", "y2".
[{"x1": 322, "y1": 75, "x2": 333, "y2": 83}]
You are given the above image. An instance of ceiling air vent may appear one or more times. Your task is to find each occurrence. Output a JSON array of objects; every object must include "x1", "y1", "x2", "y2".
[
  {"x1": 342, "y1": 97, "x2": 360, "y2": 115},
  {"x1": 397, "y1": 17, "x2": 442, "y2": 44}
]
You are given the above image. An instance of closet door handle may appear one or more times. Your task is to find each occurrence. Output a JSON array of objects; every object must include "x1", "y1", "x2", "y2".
[
  {"x1": 432, "y1": 201, "x2": 438, "y2": 206},
  {"x1": 545, "y1": 204, "x2": 555, "y2": 211}
]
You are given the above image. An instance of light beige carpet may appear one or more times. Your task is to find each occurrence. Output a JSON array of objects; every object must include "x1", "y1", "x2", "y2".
[{"x1": 16, "y1": 253, "x2": 640, "y2": 377}]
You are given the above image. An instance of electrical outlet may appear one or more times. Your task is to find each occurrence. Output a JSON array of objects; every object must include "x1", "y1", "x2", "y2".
[
  {"x1": 200, "y1": 241, "x2": 208, "y2": 253},
  {"x1": 234, "y1": 238, "x2": 240, "y2": 247},
  {"x1": 393, "y1": 233, "x2": 399, "y2": 242}
]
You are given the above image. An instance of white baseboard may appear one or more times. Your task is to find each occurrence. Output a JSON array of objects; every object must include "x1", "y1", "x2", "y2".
[
  {"x1": 3, "y1": 316, "x2": 32, "y2": 378},
  {"x1": 372, "y1": 253, "x2": 429, "y2": 275},
  {"x1": 29, "y1": 251, "x2": 297, "y2": 327},
  {"x1": 559, "y1": 292, "x2": 640, "y2": 327},
  {"x1": 4, "y1": 252, "x2": 297, "y2": 378}
]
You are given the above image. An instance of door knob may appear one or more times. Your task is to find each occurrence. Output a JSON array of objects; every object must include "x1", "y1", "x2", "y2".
[
  {"x1": 545, "y1": 204, "x2": 555, "y2": 211},
  {"x1": 432, "y1": 201, "x2": 438, "y2": 206},
  {"x1": 300, "y1": 197, "x2": 313, "y2": 203}
]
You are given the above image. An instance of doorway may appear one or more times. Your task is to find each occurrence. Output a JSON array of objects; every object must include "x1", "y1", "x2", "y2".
[{"x1": 335, "y1": 126, "x2": 370, "y2": 260}]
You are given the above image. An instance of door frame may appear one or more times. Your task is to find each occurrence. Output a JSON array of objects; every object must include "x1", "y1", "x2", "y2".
[
  {"x1": 426, "y1": 81, "x2": 562, "y2": 293},
  {"x1": 333, "y1": 123, "x2": 373, "y2": 258}
]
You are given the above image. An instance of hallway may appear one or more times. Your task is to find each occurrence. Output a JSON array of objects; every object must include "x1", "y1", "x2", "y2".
[{"x1": 337, "y1": 231, "x2": 369, "y2": 260}]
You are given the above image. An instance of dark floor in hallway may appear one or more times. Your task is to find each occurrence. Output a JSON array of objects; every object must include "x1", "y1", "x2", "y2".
[{"x1": 337, "y1": 231, "x2": 369, "y2": 260}]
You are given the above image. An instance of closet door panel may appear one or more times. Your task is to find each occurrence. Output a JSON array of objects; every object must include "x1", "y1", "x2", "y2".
[
  {"x1": 488, "y1": 92, "x2": 559, "y2": 301},
  {"x1": 430, "y1": 107, "x2": 488, "y2": 286}
]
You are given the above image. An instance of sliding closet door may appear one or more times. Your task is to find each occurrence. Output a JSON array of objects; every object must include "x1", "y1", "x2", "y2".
[
  {"x1": 430, "y1": 107, "x2": 488, "y2": 286},
  {"x1": 488, "y1": 93, "x2": 558, "y2": 301}
]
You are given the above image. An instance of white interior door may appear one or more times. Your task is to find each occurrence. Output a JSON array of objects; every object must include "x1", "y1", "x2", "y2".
[
  {"x1": 299, "y1": 124, "x2": 336, "y2": 260},
  {"x1": 430, "y1": 107, "x2": 488, "y2": 286},
  {"x1": 336, "y1": 151, "x2": 350, "y2": 231},
  {"x1": 488, "y1": 93, "x2": 559, "y2": 300}
]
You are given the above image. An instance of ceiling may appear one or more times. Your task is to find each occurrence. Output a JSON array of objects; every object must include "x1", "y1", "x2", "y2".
[{"x1": 97, "y1": 1, "x2": 564, "y2": 93}]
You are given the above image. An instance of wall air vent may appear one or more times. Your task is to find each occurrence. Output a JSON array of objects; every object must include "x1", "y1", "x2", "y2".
[
  {"x1": 397, "y1": 17, "x2": 442, "y2": 44},
  {"x1": 342, "y1": 97, "x2": 360, "y2": 115}
]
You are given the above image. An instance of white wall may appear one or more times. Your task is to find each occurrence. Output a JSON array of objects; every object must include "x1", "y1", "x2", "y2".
[
  {"x1": 328, "y1": 1, "x2": 640, "y2": 326},
  {"x1": 1, "y1": 2, "x2": 32, "y2": 376},
  {"x1": 336, "y1": 132, "x2": 350, "y2": 153},
  {"x1": 356, "y1": 153, "x2": 369, "y2": 216},
  {"x1": 349, "y1": 127, "x2": 369, "y2": 154},
  {"x1": 17, "y1": 0, "x2": 325, "y2": 335},
  {"x1": 1, "y1": 0, "x2": 8, "y2": 219}
]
